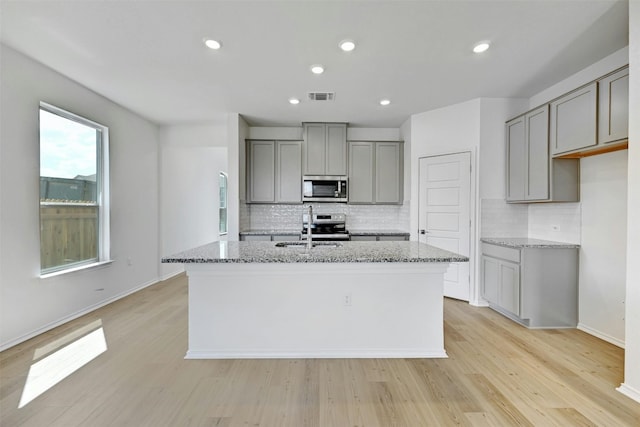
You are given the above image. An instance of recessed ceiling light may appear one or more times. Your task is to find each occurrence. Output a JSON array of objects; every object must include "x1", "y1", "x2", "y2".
[
  {"x1": 473, "y1": 42, "x2": 490, "y2": 53},
  {"x1": 204, "y1": 38, "x2": 222, "y2": 50},
  {"x1": 339, "y1": 39, "x2": 356, "y2": 52},
  {"x1": 289, "y1": 98, "x2": 300, "y2": 105},
  {"x1": 310, "y1": 64, "x2": 324, "y2": 74},
  {"x1": 380, "y1": 99, "x2": 391, "y2": 106}
]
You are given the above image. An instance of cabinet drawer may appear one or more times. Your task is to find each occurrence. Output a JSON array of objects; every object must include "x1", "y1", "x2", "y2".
[{"x1": 481, "y1": 243, "x2": 520, "y2": 263}]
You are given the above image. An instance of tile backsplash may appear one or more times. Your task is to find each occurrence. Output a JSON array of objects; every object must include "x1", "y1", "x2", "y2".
[
  {"x1": 480, "y1": 198, "x2": 581, "y2": 244},
  {"x1": 528, "y1": 202, "x2": 581, "y2": 244},
  {"x1": 240, "y1": 202, "x2": 410, "y2": 232},
  {"x1": 481, "y1": 199, "x2": 528, "y2": 237}
]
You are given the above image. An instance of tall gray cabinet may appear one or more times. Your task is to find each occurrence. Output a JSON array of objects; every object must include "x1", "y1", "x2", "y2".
[
  {"x1": 506, "y1": 106, "x2": 579, "y2": 203},
  {"x1": 348, "y1": 141, "x2": 403, "y2": 204},
  {"x1": 246, "y1": 140, "x2": 302, "y2": 203},
  {"x1": 303, "y1": 123, "x2": 347, "y2": 176}
]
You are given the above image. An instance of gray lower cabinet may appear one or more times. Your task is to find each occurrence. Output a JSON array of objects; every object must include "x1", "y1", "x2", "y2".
[
  {"x1": 348, "y1": 141, "x2": 403, "y2": 204},
  {"x1": 481, "y1": 243, "x2": 578, "y2": 328},
  {"x1": 303, "y1": 123, "x2": 347, "y2": 176},
  {"x1": 350, "y1": 234, "x2": 409, "y2": 241},
  {"x1": 550, "y1": 82, "x2": 598, "y2": 155},
  {"x1": 598, "y1": 66, "x2": 629, "y2": 144},
  {"x1": 247, "y1": 140, "x2": 302, "y2": 203}
]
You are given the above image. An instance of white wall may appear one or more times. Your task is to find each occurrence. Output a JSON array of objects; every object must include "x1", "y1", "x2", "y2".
[
  {"x1": 619, "y1": 0, "x2": 640, "y2": 403},
  {"x1": 409, "y1": 98, "x2": 481, "y2": 241},
  {"x1": 159, "y1": 124, "x2": 228, "y2": 279},
  {"x1": 0, "y1": 45, "x2": 161, "y2": 350},
  {"x1": 577, "y1": 151, "x2": 627, "y2": 346},
  {"x1": 409, "y1": 97, "x2": 524, "y2": 305}
]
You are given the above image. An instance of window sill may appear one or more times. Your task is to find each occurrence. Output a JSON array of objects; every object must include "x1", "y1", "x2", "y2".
[{"x1": 40, "y1": 260, "x2": 113, "y2": 279}]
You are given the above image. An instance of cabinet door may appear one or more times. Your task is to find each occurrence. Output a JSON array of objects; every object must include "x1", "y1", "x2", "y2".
[
  {"x1": 598, "y1": 67, "x2": 629, "y2": 144},
  {"x1": 499, "y1": 260, "x2": 520, "y2": 316},
  {"x1": 481, "y1": 255, "x2": 499, "y2": 304},
  {"x1": 550, "y1": 82, "x2": 597, "y2": 155},
  {"x1": 526, "y1": 106, "x2": 549, "y2": 201},
  {"x1": 375, "y1": 143, "x2": 403, "y2": 204},
  {"x1": 326, "y1": 123, "x2": 347, "y2": 175},
  {"x1": 304, "y1": 123, "x2": 326, "y2": 175},
  {"x1": 506, "y1": 116, "x2": 526, "y2": 202},
  {"x1": 350, "y1": 235, "x2": 377, "y2": 242},
  {"x1": 247, "y1": 140, "x2": 275, "y2": 203},
  {"x1": 348, "y1": 142, "x2": 374, "y2": 203},
  {"x1": 276, "y1": 141, "x2": 302, "y2": 203},
  {"x1": 378, "y1": 235, "x2": 408, "y2": 241}
]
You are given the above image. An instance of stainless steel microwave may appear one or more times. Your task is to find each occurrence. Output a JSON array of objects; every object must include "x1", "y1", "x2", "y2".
[{"x1": 302, "y1": 176, "x2": 348, "y2": 202}]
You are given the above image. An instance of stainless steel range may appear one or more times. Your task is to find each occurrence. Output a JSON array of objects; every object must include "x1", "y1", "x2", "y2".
[{"x1": 301, "y1": 212, "x2": 350, "y2": 241}]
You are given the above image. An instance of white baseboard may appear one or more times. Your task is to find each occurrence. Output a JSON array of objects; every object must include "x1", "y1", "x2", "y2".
[
  {"x1": 0, "y1": 277, "x2": 160, "y2": 352},
  {"x1": 577, "y1": 323, "x2": 625, "y2": 348},
  {"x1": 185, "y1": 349, "x2": 449, "y2": 359},
  {"x1": 617, "y1": 383, "x2": 640, "y2": 403},
  {"x1": 160, "y1": 269, "x2": 185, "y2": 282}
]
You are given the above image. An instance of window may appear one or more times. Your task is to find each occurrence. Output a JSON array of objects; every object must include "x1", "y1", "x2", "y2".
[
  {"x1": 219, "y1": 172, "x2": 228, "y2": 235},
  {"x1": 39, "y1": 103, "x2": 110, "y2": 275}
]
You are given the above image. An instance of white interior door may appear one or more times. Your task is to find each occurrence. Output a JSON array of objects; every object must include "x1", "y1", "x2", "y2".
[{"x1": 418, "y1": 152, "x2": 471, "y2": 301}]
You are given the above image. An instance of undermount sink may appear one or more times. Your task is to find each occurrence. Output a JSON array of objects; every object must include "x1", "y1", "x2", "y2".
[{"x1": 274, "y1": 241, "x2": 342, "y2": 248}]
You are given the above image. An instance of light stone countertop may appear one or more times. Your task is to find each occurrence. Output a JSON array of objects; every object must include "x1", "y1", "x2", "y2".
[
  {"x1": 239, "y1": 229, "x2": 301, "y2": 235},
  {"x1": 481, "y1": 237, "x2": 580, "y2": 249},
  {"x1": 239, "y1": 229, "x2": 410, "y2": 236},
  {"x1": 349, "y1": 230, "x2": 410, "y2": 236},
  {"x1": 162, "y1": 241, "x2": 468, "y2": 264}
]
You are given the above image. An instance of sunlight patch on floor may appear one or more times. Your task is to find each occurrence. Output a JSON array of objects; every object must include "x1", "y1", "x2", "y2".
[{"x1": 19, "y1": 324, "x2": 107, "y2": 408}]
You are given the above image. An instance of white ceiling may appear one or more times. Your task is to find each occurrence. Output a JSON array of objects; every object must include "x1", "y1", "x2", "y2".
[{"x1": 0, "y1": 0, "x2": 629, "y2": 127}]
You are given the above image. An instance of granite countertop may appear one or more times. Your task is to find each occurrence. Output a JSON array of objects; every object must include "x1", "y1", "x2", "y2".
[
  {"x1": 240, "y1": 229, "x2": 410, "y2": 236},
  {"x1": 481, "y1": 237, "x2": 580, "y2": 249},
  {"x1": 349, "y1": 230, "x2": 410, "y2": 236},
  {"x1": 162, "y1": 241, "x2": 468, "y2": 264},
  {"x1": 240, "y1": 230, "x2": 301, "y2": 235}
]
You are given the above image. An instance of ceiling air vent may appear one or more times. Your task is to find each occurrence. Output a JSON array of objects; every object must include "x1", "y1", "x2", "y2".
[{"x1": 308, "y1": 92, "x2": 335, "y2": 101}]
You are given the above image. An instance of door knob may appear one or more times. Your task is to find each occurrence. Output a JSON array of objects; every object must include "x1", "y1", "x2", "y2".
[{"x1": 420, "y1": 229, "x2": 427, "y2": 235}]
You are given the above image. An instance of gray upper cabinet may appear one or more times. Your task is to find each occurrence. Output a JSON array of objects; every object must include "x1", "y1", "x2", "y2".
[
  {"x1": 598, "y1": 67, "x2": 629, "y2": 145},
  {"x1": 348, "y1": 141, "x2": 374, "y2": 203},
  {"x1": 349, "y1": 141, "x2": 403, "y2": 204},
  {"x1": 525, "y1": 107, "x2": 550, "y2": 201},
  {"x1": 506, "y1": 115, "x2": 526, "y2": 201},
  {"x1": 550, "y1": 82, "x2": 597, "y2": 155},
  {"x1": 247, "y1": 140, "x2": 302, "y2": 204},
  {"x1": 506, "y1": 106, "x2": 550, "y2": 202},
  {"x1": 303, "y1": 123, "x2": 347, "y2": 175},
  {"x1": 376, "y1": 142, "x2": 403, "y2": 203},
  {"x1": 276, "y1": 141, "x2": 303, "y2": 203},
  {"x1": 506, "y1": 105, "x2": 579, "y2": 203},
  {"x1": 247, "y1": 140, "x2": 275, "y2": 203}
]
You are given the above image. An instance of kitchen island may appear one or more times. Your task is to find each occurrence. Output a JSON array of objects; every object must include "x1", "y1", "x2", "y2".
[{"x1": 163, "y1": 241, "x2": 467, "y2": 359}]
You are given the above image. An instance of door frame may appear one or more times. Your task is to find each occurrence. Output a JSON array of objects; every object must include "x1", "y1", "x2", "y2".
[{"x1": 414, "y1": 148, "x2": 481, "y2": 306}]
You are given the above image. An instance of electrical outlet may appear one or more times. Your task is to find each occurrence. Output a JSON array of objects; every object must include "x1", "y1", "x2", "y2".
[{"x1": 343, "y1": 293, "x2": 352, "y2": 306}]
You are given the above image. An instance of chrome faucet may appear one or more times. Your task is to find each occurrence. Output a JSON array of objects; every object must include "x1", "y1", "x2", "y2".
[{"x1": 306, "y1": 205, "x2": 313, "y2": 249}]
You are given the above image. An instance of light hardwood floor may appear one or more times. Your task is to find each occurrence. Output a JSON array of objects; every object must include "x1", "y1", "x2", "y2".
[{"x1": 1, "y1": 274, "x2": 638, "y2": 426}]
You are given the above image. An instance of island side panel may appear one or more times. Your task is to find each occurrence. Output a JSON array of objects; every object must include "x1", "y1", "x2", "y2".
[{"x1": 184, "y1": 262, "x2": 449, "y2": 359}]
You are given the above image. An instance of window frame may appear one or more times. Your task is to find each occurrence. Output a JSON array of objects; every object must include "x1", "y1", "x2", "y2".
[
  {"x1": 219, "y1": 171, "x2": 228, "y2": 236},
  {"x1": 39, "y1": 102, "x2": 111, "y2": 277}
]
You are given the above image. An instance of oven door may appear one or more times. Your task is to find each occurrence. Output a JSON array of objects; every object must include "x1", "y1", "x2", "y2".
[{"x1": 301, "y1": 233, "x2": 350, "y2": 241}]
